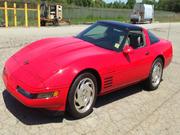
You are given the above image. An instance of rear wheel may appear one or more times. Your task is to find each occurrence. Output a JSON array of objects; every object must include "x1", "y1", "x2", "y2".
[
  {"x1": 67, "y1": 73, "x2": 97, "y2": 119},
  {"x1": 149, "y1": 19, "x2": 153, "y2": 24},
  {"x1": 144, "y1": 58, "x2": 163, "y2": 90},
  {"x1": 131, "y1": 19, "x2": 137, "y2": 24},
  {"x1": 53, "y1": 19, "x2": 60, "y2": 26},
  {"x1": 41, "y1": 21, "x2": 46, "y2": 26}
]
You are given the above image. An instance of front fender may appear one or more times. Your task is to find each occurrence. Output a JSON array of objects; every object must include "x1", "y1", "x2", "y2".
[{"x1": 43, "y1": 60, "x2": 102, "y2": 89}]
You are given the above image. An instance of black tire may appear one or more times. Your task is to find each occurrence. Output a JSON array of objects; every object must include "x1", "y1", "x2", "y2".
[
  {"x1": 67, "y1": 73, "x2": 98, "y2": 119},
  {"x1": 53, "y1": 19, "x2": 60, "y2": 26},
  {"x1": 131, "y1": 20, "x2": 136, "y2": 24},
  {"x1": 41, "y1": 21, "x2": 46, "y2": 26},
  {"x1": 144, "y1": 58, "x2": 163, "y2": 91},
  {"x1": 149, "y1": 19, "x2": 153, "y2": 24}
]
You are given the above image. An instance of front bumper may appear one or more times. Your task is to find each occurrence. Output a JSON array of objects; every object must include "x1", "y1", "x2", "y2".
[{"x1": 2, "y1": 68, "x2": 69, "y2": 111}]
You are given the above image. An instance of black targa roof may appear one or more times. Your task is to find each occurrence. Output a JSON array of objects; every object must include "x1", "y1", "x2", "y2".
[{"x1": 97, "y1": 20, "x2": 143, "y2": 31}]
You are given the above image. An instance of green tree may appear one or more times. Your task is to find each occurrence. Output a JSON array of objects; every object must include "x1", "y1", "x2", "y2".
[
  {"x1": 67, "y1": 0, "x2": 73, "y2": 4},
  {"x1": 126, "y1": 0, "x2": 136, "y2": 9},
  {"x1": 143, "y1": 0, "x2": 154, "y2": 4},
  {"x1": 157, "y1": 0, "x2": 180, "y2": 12}
]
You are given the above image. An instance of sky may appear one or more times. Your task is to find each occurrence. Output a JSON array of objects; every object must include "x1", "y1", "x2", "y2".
[
  {"x1": 104, "y1": 0, "x2": 128, "y2": 3},
  {"x1": 104, "y1": 0, "x2": 159, "y2": 3}
]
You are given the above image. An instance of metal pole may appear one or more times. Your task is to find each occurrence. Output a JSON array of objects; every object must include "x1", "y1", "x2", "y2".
[
  {"x1": 24, "y1": 2, "x2": 28, "y2": 27},
  {"x1": 14, "y1": 3, "x2": 17, "y2": 27},
  {"x1": 37, "y1": 1, "x2": 41, "y2": 27},
  {"x1": 4, "y1": 1, "x2": 8, "y2": 27}
]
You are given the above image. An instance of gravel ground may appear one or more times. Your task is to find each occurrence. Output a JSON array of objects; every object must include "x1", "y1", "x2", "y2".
[{"x1": 0, "y1": 23, "x2": 180, "y2": 135}]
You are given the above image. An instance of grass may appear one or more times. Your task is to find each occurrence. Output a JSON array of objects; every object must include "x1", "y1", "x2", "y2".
[
  {"x1": 69, "y1": 16, "x2": 129, "y2": 24},
  {"x1": 1, "y1": 14, "x2": 180, "y2": 27}
]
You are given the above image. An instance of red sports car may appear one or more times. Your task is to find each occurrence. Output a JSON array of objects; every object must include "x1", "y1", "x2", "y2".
[{"x1": 3, "y1": 21, "x2": 173, "y2": 118}]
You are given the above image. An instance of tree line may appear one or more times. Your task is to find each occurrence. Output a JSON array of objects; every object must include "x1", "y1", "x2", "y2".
[
  {"x1": 46, "y1": 0, "x2": 180, "y2": 12},
  {"x1": 15, "y1": 0, "x2": 180, "y2": 12}
]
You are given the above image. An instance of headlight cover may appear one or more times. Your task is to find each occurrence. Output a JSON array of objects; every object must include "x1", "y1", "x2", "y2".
[
  {"x1": 17, "y1": 86, "x2": 59, "y2": 99},
  {"x1": 36, "y1": 91, "x2": 59, "y2": 99}
]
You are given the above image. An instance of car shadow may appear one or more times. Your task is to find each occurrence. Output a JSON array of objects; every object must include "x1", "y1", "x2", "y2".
[
  {"x1": 2, "y1": 83, "x2": 143, "y2": 125},
  {"x1": 2, "y1": 90, "x2": 66, "y2": 125},
  {"x1": 95, "y1": 83, "x2": 143, "y2": 108}
]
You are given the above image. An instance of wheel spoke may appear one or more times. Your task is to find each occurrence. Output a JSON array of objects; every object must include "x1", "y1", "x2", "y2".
[
  {"x1": 75, "y1": 93, "x2": 85, "y2": 108},
  {"x1": 84, "y1": 83, "x2": 93, "y2": 93}
]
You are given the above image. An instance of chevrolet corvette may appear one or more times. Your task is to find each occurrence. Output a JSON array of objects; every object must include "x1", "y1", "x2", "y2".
[{"x1": 2, "y1": 21, "x2": 173, "y2": 118}]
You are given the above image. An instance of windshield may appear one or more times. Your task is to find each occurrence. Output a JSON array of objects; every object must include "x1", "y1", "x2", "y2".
[{"x1": 76, "y1": 22, "x2": 128, "y2": 51}]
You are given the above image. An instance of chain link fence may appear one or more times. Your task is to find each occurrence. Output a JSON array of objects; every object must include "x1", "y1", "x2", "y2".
[
  {"x1": 63, "y1": 6, "x2": 180, "y2": 24},
  {"x1": 0, "y1": 1, "x2": 39, "y2": 27},
  {"x1": 63, "y1": 6, "x2": 130, "y2": 19}
]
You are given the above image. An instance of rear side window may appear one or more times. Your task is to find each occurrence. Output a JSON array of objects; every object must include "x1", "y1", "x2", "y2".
[{"x1": 148, "y1": 31, "x2": 160, "y2": 45}]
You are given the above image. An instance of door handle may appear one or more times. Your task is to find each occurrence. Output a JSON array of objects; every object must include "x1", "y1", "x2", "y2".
[{"x1": 145, "y1": 51, "x2": 150, "y2": 55}]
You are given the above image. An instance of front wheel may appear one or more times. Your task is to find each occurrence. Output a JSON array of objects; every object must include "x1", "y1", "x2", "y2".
[
  {"x1": 67, "y1": 73, "x2": 97, "y2": 119},
  {"x1": 144, "y1": 58, "x2": 163, "y2": 90}
]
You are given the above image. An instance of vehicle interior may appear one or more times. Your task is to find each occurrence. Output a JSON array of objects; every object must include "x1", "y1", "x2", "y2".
[{"x1": 126, "y1": 31, "x2": 145, "y2": 49}]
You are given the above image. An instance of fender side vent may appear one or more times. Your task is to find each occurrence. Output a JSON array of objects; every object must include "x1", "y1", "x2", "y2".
[{"x1": 104, "y1": 77, "x2": 113, "y2": 88}]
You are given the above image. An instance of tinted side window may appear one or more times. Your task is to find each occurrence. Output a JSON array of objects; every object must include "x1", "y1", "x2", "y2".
[
  {"x1": 127, "y1": 31, "x2": 145, "y2": 49},
  {"x1": 148, "y1": 31, "x2": 160, "y2": 45}
]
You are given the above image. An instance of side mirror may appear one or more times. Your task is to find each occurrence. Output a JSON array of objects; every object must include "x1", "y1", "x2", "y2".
[{"x1": 123, "y1": 45, "x2": 133, "y2": 54}]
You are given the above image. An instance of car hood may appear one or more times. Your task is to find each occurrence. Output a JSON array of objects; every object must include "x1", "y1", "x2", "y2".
[{"x1": 12, "y1": 37, "x2": 106, "y2": 83}]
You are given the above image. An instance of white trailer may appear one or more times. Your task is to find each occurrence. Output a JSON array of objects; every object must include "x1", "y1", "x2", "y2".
[{"x1": 130, "y1": 3, "x2": 154, "y2": 24}]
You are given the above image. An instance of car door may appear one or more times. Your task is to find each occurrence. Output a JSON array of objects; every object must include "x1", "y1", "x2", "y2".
[{"x1": 114, "y1": 30, "x2": 152, "y2": 88}]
